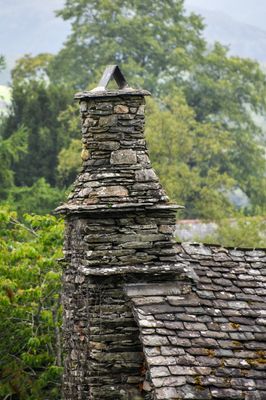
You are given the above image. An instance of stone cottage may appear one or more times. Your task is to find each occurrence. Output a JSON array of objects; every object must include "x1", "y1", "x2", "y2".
[{"x1": 56, "y1": 66, "x2": 266, "y2": 400}]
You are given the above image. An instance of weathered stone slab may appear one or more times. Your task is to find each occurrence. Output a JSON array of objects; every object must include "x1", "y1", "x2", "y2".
[
  {"x1": 110, "y1": 149, "x2": 137, "y2": 165},
  {"x1": 125, "y1": 282, "x2": 186, "y2": 297},
  {"x1": 114, "y1": 104, "x2": 129, "y2": 113},
  {"x1": 94, "y1": 185, "x2": 128, "y2": 197}
]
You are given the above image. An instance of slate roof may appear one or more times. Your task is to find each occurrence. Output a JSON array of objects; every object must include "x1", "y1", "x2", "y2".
[{"x1": 125, "y1": 243, "x2": 266, "y2": 400}]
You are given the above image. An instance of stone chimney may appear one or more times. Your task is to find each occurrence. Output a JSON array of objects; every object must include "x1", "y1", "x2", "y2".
[{"x1": 56, "y1": 66, "x2": 184, "y2": 400}]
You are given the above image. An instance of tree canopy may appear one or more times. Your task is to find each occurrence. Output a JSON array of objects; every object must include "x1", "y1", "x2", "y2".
[
  {"x1": 51, "y1": 0, "x2": 206, "y2": 92},
  {"x1": 2, "y1": 55, "x2": 73, "y2": 187},
  {"x1": 0, "y1": 209, "x2": 63, "y2": 399},
  {"x1": 145, "y1": 93, "x2": 235, "y2": 219}
]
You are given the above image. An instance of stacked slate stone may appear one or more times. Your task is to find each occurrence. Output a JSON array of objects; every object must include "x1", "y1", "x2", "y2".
[
  {"x1": 126, "y1": 243, "x2": 266, "y2": 400},
  {"x1": 56, "y1": 67, "x2": 186, "y2": 400},
  {"x1": 60, "y1": 90, "x2": 168, "y2": 210}
]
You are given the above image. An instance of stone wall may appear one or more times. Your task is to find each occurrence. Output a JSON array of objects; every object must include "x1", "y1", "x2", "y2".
[
  {"x1": 63, "y1": 210, "x2": 178, "y2": 272},
  {"x1": 61, "y1": 211, "x2": 185, "y2": 399},
  {"x1": 56, "y1": 79, "x2": 184, "y2": 400},
  {"x1": 62, "y1": 271, "x2": 144, "y2": 400}
]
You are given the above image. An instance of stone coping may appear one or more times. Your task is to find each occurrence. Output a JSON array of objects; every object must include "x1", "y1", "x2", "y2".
[
  {"x1": 76, "y1": 262, "x2": 190, "y2": 277},
  {"x1": 54, "y1": 202, "x2": 183, "y2": 215},
  {"x1": 74, "y1": 88, "x2": 151, "y2": 100}
]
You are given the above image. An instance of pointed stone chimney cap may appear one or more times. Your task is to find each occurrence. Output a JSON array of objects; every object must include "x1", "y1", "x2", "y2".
[{"x1": 75, "y1": 65, "x2": 150, "y2": 99}]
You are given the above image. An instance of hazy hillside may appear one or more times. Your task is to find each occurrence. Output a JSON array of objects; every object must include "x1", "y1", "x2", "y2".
[
  {"x1": 186, "y1": 0, "x2": 266, "y2": 32},
  {"x1": 186, "y1": 6, "x2": 266, "y2": 62},
  {"x1": 0, "y1": 0, "x2": 70, "y2": 84}
]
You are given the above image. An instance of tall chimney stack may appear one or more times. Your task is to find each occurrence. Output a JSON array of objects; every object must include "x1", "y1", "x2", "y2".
[{"x1": 56, "y1": 66, "x2": 183, "y2": 400}]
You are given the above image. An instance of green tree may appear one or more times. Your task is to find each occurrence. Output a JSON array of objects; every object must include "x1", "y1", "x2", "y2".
[
  {"x1": 2, "y1": 54, "x2": 73, "y2": 187},
  {"x1": 184, "y1": 43, "x2": 266, "y2": 210},
  {"x1": 0, "y1": 208, "x2": 63, "y2": 399},
  {"x1": 204, "y1": 216, "x2": 266, "y2": 247},
  {"x1": 11, "y1": 53, "x2": 53, "y2": 84},
  {"x1": 57, "y1": 139, "x2": 81, "y2": 186},
  {"x1": 55, "y1": 103, "x2": 81, "y2": 187},
  {"x1": 51, "y1": 0, "x2": 205, "y2": 91},
  {"x1": 7, "y1": 178, "x2": 65, "y2": 216},
  {"x1": 0, "y1": 126, "x2": 28, "y2": 199},
  {"x1": 146, "y1": 93, "x2": 235, "y2": 219}
]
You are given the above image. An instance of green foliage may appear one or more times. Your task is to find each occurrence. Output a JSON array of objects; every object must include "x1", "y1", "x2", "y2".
[
  {"x1": 146, "y1": 93, "x2": 235, "y2": 219},
  {"x1": 56, "y1": 104, "x2": 81, "y2": 187},
  {"x1": 185, "y1": 43, "x2": 266, "y2": 209},
  {"x1": 57, "y1": 139, "x2": 81, "y2": 186},
  {"x1": 2, "y1": 54, "x2": 73, "y2": 187},
  {"x1": 11, "y1": 53, "x2": 54, "y2": 84},
  {"x1": 0, "y1": 208, "x2": 63, "y2": 399},
  {"x1": 0, "y1": 125, "x2": 28, "y2": 198},
  {"x1": 204, "y1": 216, "x2": 266, "y2": 247},
  {"x1": 6, "y1": 178, "x2": 66, "y2": 215}
]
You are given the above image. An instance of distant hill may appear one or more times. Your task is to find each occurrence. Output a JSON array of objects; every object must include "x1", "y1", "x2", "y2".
[
  {"x1": 0, "y1": 0, "x2": 70, "y2": 85},
  {"x1": 186, "y1": 6, "x2": 266, "y2": 62}
]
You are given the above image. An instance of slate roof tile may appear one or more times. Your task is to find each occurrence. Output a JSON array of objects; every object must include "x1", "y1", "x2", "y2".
[
  {"x1": 125, "y1": 243, "x2": 266, "y2": 399},
  {"x1": 150, "y1": 366, "x2": 170, "y2": 377},
  {"x1": 210, "y1": 388, "x2": 244, "y2": 398}
]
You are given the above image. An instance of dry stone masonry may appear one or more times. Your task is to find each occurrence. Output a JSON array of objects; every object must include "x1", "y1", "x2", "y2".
[
  {"x1": 61, "y1": 89, "x2": 168, "y2": 210},
  {"x1": 56, "y1": 66, "x2": 186, "y2": 400},
  {"x1": 56, "y1": 66, "x2": 266, "y2": 400}
]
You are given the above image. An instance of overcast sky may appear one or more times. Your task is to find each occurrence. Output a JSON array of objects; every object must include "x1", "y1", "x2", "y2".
[
  {"x1": 186, "y1": 0, "x2": 266, "y2": 31},
  {"x1": 0, "y1": 0, "x2": 69, "y2": 54}
]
